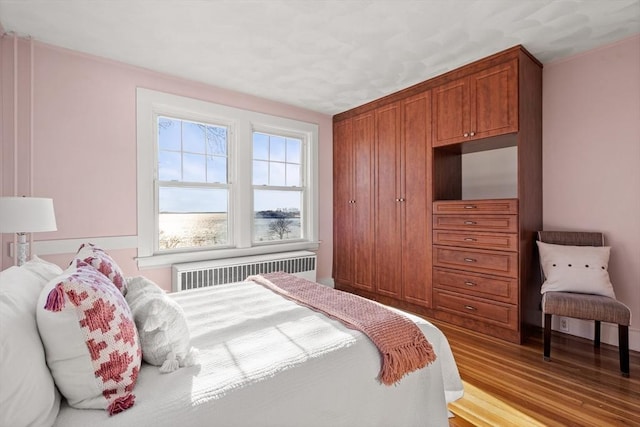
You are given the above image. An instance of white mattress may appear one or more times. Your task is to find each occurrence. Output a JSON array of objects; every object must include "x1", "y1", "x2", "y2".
[{"x1": 54, "y1": 281, "x2": 463, "y2": 427}]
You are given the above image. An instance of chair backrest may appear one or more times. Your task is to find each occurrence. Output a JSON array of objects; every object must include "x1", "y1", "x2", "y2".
[
  {"x1": 537, "y1": 231, "x2": 604, "y2": 247},
  {"x1": 536, "y1": 231, "x2": 605, "y2": 281}
]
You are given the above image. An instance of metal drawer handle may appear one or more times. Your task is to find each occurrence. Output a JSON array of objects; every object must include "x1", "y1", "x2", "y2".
[
  {"x1": 464, "y1": 221, "x2": 476, "y2": 225},
  {"x1": 464, "y1": 281, "x2": 476, "y2": 287},
  {"x1": 464, "y1": 258, "x2": 476, "y2": 263},
  {"x1": 464, "y1": 205, "x2": 476, "y2": 209},
  {"x1": 463, "y1": 237, "x2": 477, "y2": 242},
  {"x1": 464, "y1": 305, "x2": 477, "y2": 311}
]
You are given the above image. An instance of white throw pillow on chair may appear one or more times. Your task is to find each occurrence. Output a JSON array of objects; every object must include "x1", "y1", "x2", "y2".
[{"x1": 537, "y1": 241, "x2": 615, "y2": 298}]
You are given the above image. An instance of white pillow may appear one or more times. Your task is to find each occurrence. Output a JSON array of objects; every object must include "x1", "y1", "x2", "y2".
[
  {"x1": 125, "y1": 276, "x2": 196, "y2": 373},
  {"x1": 37, "y1": 260, "x2": 142, "y2": 415},
  {"x1": 0, "y1": 258, "x2": 63, "y2": 427},
  {"x1": 537, "y1": 241, "x2": 615, "y2": 298},
  {"x1": 22, "y1": 255, "x2": 64, "y2": 283}
]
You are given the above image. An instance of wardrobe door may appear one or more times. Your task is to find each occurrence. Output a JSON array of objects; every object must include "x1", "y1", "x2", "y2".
[
  {"x1": 332, "y1": 119, "x2": 353, "y2": 287},
  {"x1": 352, "y1": 112, "x2": 375, "y2": 291},
  {"x1": 402, "y1": 91, "x2": 432, "y2": 307},
  {"x1": 374, "y1": 102, "x2": 402, "y2": 298}
]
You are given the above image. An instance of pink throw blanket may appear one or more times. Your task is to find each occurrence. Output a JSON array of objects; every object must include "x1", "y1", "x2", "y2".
[{"x1": 247, "y1": 272, "x2": 436, "y2": 385}]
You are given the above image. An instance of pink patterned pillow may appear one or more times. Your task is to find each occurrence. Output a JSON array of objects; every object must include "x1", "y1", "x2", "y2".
[
  {"x1": 36, "y1": 260, "x2": 141, "y2": 415},
  {"x1": 75, "y1": 243, "x2": 127, "y2": 294}
]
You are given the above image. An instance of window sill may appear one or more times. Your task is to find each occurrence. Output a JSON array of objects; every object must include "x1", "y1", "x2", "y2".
[{"x1": 136, "y1": 241, "x2": 320, "y2": 269}]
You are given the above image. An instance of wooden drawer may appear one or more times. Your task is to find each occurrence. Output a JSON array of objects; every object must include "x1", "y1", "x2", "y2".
[
  {"x1": 433, "y1": 199, "x2": 517, "y2": 215},
  {"x1": 433, "y1": 246, "x2": 518, "y2": 278},
  {"x1": 433, "y1": 230, "x2": 517, "y2": 252},
  {"x1": 433, "y1": 215, "x2": 517, "y2": 233},
  {"x1": 433, "y1": 267, "x2": 517, "y2": 304},
  {"x1": 433, "y1": 289, "x2": 518, "y2": 330}
]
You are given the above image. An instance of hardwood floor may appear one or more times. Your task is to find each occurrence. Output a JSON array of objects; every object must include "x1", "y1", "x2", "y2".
[{"x1": 433, "y1": 320, "x2": 640, "y2": 426}]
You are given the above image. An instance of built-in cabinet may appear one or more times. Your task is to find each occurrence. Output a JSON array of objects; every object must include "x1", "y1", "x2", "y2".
[
  {"x1": 333, "y1": 45, "x2": 542, "y2": 343},
  {"x1": 334, "y1": 92, "x2": 433, "y2": 308},
  {"x1": 432, "y1": 199, "x2": 520, "y2": 335},
  {"x1": 373, "y1": 93, "x2": 433, "y2": 306},
  {"x1": 432, "y1": 61, "x2": 518, "y2": 147}
]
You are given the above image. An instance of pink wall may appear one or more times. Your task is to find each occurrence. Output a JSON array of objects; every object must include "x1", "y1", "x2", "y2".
[
  {"x1": 1, "y1": 36, "x2": 333, "y2": 288},
  {"x1": 543, "y1": 35, "x2": 640, "y2": 350}
]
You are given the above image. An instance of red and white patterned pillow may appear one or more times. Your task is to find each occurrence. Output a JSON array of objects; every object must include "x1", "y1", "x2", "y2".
[
  {"x1": 36, "y1": 260, "x2": 141, "y2": 415},
  {"x1": 75, "y1": 243, "x2": 127, "y2": 294}
]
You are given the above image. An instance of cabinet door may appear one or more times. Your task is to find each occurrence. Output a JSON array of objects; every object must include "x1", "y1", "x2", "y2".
[
  {"x1": 374, "y1": 103, "x2": 402, "y2": 298},
  {"x1": 432, "y1": 78, "x2": 469, "y2": 147},
  {"x1": 332, "y1": 119, "x2": 353, "y2": 286},
  {"x1": 402, "y1": 91, "x2": 432, "y2": 307},
  {"x1": 470, "y1": 61, "x2": 518, "y2": 139},
  {"x1": 352, "y1": 112, "x2": 375, "y2": 291}
]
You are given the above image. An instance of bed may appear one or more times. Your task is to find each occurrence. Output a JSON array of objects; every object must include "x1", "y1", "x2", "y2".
[{"x1": 1, "y1": 252, "x2": 463, "y2": 427}]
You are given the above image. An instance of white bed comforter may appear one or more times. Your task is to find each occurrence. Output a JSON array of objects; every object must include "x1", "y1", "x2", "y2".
[{"x1": 54, "y1": 281, "x2": 463, "y2": 427}]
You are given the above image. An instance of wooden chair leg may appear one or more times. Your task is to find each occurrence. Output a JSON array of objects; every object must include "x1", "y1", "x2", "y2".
[
  {"x1": 594, "y1": 320, "x2": 601, "y2": 348},
  {"x1": 544, "y1": 313, "x2": 552, "y2": 361},
  {"x1": 619, "y1": 325, "x2": 630, "y2": 377}
]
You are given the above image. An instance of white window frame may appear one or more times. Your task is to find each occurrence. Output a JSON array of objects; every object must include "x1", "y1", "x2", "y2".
[{"x1": 136, "y1": 88, "x2": 319, "y2": 268}]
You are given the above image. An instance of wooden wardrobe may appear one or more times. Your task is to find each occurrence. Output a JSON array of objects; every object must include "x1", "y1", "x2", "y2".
[{"x1": 333, "y1": 45, "x2": 542, "y2": 343}]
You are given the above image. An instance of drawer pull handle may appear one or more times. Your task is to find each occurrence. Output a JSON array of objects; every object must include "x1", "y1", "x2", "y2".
[
  {"x1": 464, "y1": 258, "x2": 476, "y2": 263},
  {"x1": 464, "y1": 281, "x2": 476, "y2": 287},
  {"x1": 464, "y1": 205, "x2": 476, "y2": 209},
  {"x1": 464, "y1": 221, "x2": 476, "y2": 225},
  {"x1": 463, "y1": 237, "x2": 477, "y2": 242},
  {"x1": 464, "y1": 305, "x2": 477, "y2": 311}
]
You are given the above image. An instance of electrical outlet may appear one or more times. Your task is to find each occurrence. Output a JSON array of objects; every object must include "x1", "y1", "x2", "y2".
[{"x1": 559, "y1": 317, "x2": 569, "y2": 332}]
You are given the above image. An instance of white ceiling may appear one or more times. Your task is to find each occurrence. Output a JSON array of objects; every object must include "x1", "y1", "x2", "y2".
[{"x1": 1, "y1": 0, "x2": 639, "y2": 115}]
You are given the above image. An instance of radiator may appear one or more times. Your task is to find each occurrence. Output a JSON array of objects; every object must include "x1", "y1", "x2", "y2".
[{"x1": 172, "y1": 251, "x2": 317, "y2": 292}]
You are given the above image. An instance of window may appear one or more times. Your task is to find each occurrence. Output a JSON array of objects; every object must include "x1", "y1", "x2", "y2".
[
  {"x1": 136, "y1": 89, "x2": 318, "y2": 268},
  {"x1": 157, "y1": 117, "x2": 229, "y2": 251},
  {"x1": 253, "y1": 132, "x2": 304, "y2": 243}
]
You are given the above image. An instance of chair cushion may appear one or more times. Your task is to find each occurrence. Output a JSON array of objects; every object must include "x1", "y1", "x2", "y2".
[{"x1": 542, "y1": 292, "x2": 631, "y2": 325}]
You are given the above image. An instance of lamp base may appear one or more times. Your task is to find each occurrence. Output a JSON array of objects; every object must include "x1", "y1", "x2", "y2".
[{"x1": 16, "y1": 232, "x2": 29, "y2": 266}]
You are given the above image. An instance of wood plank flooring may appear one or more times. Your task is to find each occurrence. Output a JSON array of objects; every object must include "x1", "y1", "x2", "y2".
[{"x1": 433, "y1": 320, "x2": 640, "y2": 426}]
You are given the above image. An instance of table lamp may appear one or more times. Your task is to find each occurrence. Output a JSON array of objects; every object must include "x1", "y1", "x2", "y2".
[{"x1": 0, "y1": 197, "x2": 57, "y2": 265}]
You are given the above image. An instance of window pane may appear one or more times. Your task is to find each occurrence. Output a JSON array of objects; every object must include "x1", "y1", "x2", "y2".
[
  {"x1": 253, "y1": 133, "x2": 269, "y2": 160},
  {"x1": 182, "y1": 153, "x2": 206, "y2": 182},
  {"x1": 158, "y1": 187, "x2": 228, "y2": 250},
  {"x1": 253, "y1": 160, "x2": 269, "y2": 185},
  {"x1": 207, "y1": 126, "x2": 227, "y2": 155},
  {"x1": 253, "y1": 190, "x2": 302, "y2": 242},
  {"x1": 158, "y1": 117, "x2": 181, "y2": 151},
  {"x1": 158, "y1": 151, "x2": 181, "y2": 181},
  {"x1": 182, "y1": 122, "x2": 206, "y2": 154},
  {"x1": 270, "y1": 136, "x2": 286, "y2": 162},
  {"x1": 286, "y1": 138, "x2": 301, "y2": 163},
  {"x1": 286, "y1": 164, "x2": 301, "y2": 186},
  {"x1": 269, "y1": 162, "x2": 286, "y2": 186},
  {"x1": 207, "y1": 155, "x2": 227, "y2": 184}
]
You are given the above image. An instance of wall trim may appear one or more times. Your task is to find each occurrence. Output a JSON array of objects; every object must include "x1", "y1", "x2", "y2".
[
  {"x1": 556, "y1": 317, "x2": 640, "y2": 353},
  {"x1": 26, "y1": 235, "x2": 138, "y2": 255}
]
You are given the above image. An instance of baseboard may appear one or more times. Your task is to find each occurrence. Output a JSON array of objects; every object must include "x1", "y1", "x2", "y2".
[
  {"x1": 558, "y1": 317, "x2": 639, "y2": 352},
  {"x1": 317, "y1": 277, "x2": 335, "y2": 288}
]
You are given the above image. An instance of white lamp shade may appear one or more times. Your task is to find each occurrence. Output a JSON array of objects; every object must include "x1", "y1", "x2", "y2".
[{"x1": 0, "y1": 197, "x2": 58, "y2": 233}]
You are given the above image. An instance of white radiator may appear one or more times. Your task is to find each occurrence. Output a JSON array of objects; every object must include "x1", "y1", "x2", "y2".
[{"x1": 172, "y1": 251, "x2": 317, "y2": 292}]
